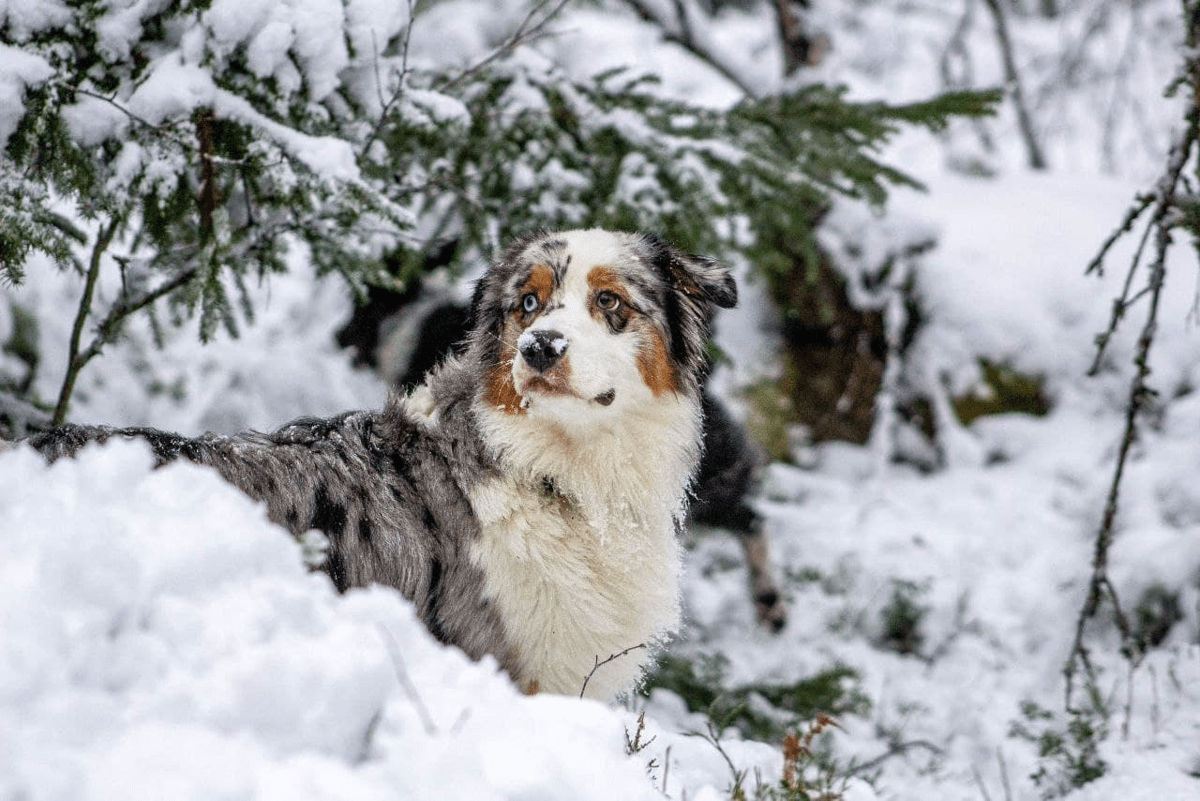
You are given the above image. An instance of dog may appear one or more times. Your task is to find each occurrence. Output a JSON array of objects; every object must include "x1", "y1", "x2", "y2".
[
  {"x1": 339, "y1": 275, "x2": 788, "y2": 633},
  {"x1": 25, "y1": 229, "x2": 737, "y2": 700}
]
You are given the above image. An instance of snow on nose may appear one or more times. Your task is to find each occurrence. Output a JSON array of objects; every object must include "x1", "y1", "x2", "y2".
[{"x1": 518, "y1": 329, "x2": 569, "y2": 373}]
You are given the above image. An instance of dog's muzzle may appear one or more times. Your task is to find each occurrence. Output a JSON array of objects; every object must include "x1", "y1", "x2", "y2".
[{"x1": 518, "y1": 329, "x2": 568, "y2": 373}]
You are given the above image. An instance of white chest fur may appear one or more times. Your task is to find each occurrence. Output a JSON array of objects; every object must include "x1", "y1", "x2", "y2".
[
  {"x1": 468, "y1": 384, "x2": 701, "y2": 699},
  {"x1": 468, "y1": 473, "x2": 681, "y2": 700}
]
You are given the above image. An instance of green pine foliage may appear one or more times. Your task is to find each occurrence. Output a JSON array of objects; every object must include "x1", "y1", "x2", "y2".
[
  {"x1": 375, "y1": 58, "x2": 1000, "y2": 284},
  {"x1": 729, "y1": 84, "x2": 1002, "y2": 297},
  {"x1": 1, "y1": 0, "x2": 998, "y2": 422}
]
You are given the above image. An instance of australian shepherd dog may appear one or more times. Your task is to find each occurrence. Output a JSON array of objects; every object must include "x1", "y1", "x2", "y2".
[{"x1": 26, "y1": 229, "x2": 737, "y2": 700}]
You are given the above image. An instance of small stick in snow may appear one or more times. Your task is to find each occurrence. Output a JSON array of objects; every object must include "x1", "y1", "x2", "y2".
[{"x1": 579, "y1": 643, "x2": 647, "y2": 699}]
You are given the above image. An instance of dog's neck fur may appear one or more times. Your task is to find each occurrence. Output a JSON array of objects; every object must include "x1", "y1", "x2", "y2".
[{"x1": 475, "y1": 392, "x2": 700, "y2": 525}]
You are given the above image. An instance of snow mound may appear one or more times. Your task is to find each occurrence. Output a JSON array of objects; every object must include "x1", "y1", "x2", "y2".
[{"x1": 0, "y1": 439, "x2": 661, "y2": 800}]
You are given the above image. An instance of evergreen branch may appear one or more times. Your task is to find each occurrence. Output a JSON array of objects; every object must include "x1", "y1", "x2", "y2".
[
  {"x1": 69, "y1": 86, "x2": 252, "y2": 169},
  {"x1": 35, "y1": 210, "x2": 89, "y2": 247},
  {"x1": 885, "y1": 88, "x2": 1004, "y2": 131}
]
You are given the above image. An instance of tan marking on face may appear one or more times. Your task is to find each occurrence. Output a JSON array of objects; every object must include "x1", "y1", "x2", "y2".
[
  {"x1": 637, "y1": 327, "x2": 679, "y2": 397},
  {"x1": 484, "y1": 352, "x2": 525, "y2": 415},
  {"x1": 518, "y1": 263, "x2": 556, "y2": 319}
]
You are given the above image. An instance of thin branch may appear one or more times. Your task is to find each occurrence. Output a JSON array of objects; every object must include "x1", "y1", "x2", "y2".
[
  {"x1": 75, "y1": 267, "x2": 199, "y2": 367},
  {"x1": 1066, "y1": 111, "x2": 1198, "y2": 710},
  {"x1": 377, "y1": 624, "x2": 438, "y2": 735},
  {"x1": 981, "y1": 0, "x2": 1047, "y2": 170},
  {"x1": 846, "y1": 739, "x2": 944, "y2": 777},
  {"x1": 1084, "y1": 193, "x2": 1154, "y2": 277},
  {"x1": 661, "y1": 744, "x2": 671, "y2": 795},
  {"x1": 618, "y1": 0, "x2": 759, "y2": 98},
  {"x1": 579, "y1": 643, "x2": 647, "y2": 699},
  {"x1": 970, "y1": 764, "x2": 994, "y2": 801},
  {"x1": 53, "y1": 252, "x2": 201, "y2": 427},
  {"x1": 360, "y1": 0, "x2": 417, "y2": 161},
  {"x1": 53, "y1": 216, "x2": 121, "y2": 425},
  {"x1": 436, "y1": 0, "x2": 570, "y2": 92},
  {"x1": 1088, "y1": 199, "x2": 1159, "y2": 374},
  {"x1": 70, "y1": 85, "x2": 255, "y2": 170},
  {"x1": 997, "y1": 747, "x2": 1014, "y2": 801}
]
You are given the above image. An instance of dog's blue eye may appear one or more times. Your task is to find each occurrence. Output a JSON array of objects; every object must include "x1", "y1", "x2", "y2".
[{"x1": 521, "y1": 293, "x2": 539, "y2": 314}]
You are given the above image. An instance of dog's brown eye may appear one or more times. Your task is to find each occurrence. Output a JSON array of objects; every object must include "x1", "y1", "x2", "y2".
[
  {"x1": 521, "y1": 292, "x2": 540, "y2": 314},
  {"x1": 596, "y1": 291, "x2": 620, "y2": 311}
]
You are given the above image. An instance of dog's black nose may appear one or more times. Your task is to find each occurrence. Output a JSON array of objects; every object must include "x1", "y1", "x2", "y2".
[{"x1": 518, "y1": 329, "x2": 568, "y2": 373}]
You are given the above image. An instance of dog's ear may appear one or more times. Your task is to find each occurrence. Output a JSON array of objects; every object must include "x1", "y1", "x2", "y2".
[
  {"x1": 642, "y1": 234, "x2": 737, "y2": 382},
  {"x1": 643, "y1": 234, "x2": 737, "y2": 311}
]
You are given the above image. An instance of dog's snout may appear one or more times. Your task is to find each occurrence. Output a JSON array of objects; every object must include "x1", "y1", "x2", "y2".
[{"x1": 518, "y1": 329, "x2": 568, "y2": 373}]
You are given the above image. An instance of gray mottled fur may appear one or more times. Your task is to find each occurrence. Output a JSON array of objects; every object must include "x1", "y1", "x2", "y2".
[{"x1": 29, "y1": 358, "x2": 521, "y2": 676}]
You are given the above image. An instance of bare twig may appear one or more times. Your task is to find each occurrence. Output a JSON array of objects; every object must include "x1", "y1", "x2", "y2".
[
  {"x1": 436, "y1": 0, "x2": 570, "y2": 91},
  {"x1": 360, "y1": 0, "x2": 416, "y2": 161},
  {"x1": 939, "y1": 1, "x2": 997, "y2": 163},
  {"x1": 1087, "y1": 194, "x2": 1158, "y2": 373},
  {"x1": 981, "y1": 0, "x2": 1047, "y2": 170},
  {"x1": 579, "y1": 643, "x2": 647, "y2": 698},
  {"x1": 847, "y1": 738, "x2": 944, "y2": 777},
  {"x1": 1065, "y1": 6, "x2": 1200, "y2": 707},
  {"x1": 377, "y1": 624, "x2": 439, "y2": 735},
  {"x1": 76, "y1": 267, "x2": 199, "y2": 365},
  {"x1": 53, "y1": 216, "x2": 121, "y2": 425},
  {"x1": 618, "y1": 0, "x2": 759, "y2": 97},
  {"x1": 997, "y1": 747, "x2": 1014, "y2": 801},
  {"x1": 970, "y1": 763, "x2": 994, "y2": 801},
  {"x1": 1085, "y1": 193, "x2": 1155, "y2": 277},
  {"x1": 624, "y1": 710, "x2": 657, "y2": 754},
  {"x1": 662, "y1": 744, "x2": 671, "y2": 794}
]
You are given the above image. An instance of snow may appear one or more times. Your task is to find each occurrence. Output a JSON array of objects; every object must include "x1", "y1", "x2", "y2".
[
  {"x1": 5, "y1": 0, "x2": 1200, "y2": 799},
  {"x1": 0, "y1": 0, "x2": 70, "y2": 42},
  {"x1": 0, "y1": 44, "x2": 51, "y2": 144},
  {"x1": 0, "y1": 440, "x2": 666, "y2": 801}
]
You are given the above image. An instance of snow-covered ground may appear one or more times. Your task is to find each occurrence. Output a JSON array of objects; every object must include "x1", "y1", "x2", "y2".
[{"x1": 5, "y1": 1, "x2": 1200, "y2": 799}]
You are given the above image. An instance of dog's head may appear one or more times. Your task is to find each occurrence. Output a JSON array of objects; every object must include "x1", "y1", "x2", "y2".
[{"x1": 468, "y1": 229, "x2": 736, "y2": 421}]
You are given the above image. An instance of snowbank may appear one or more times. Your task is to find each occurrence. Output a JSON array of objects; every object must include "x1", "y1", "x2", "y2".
[{"x1": 0, "y1": 439, "x2": 668, "y2": 800}]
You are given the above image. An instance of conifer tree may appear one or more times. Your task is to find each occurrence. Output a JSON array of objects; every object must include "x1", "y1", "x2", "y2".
[{"x1": 0, "y1": 0, "x2": 995, "y2": 426}]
